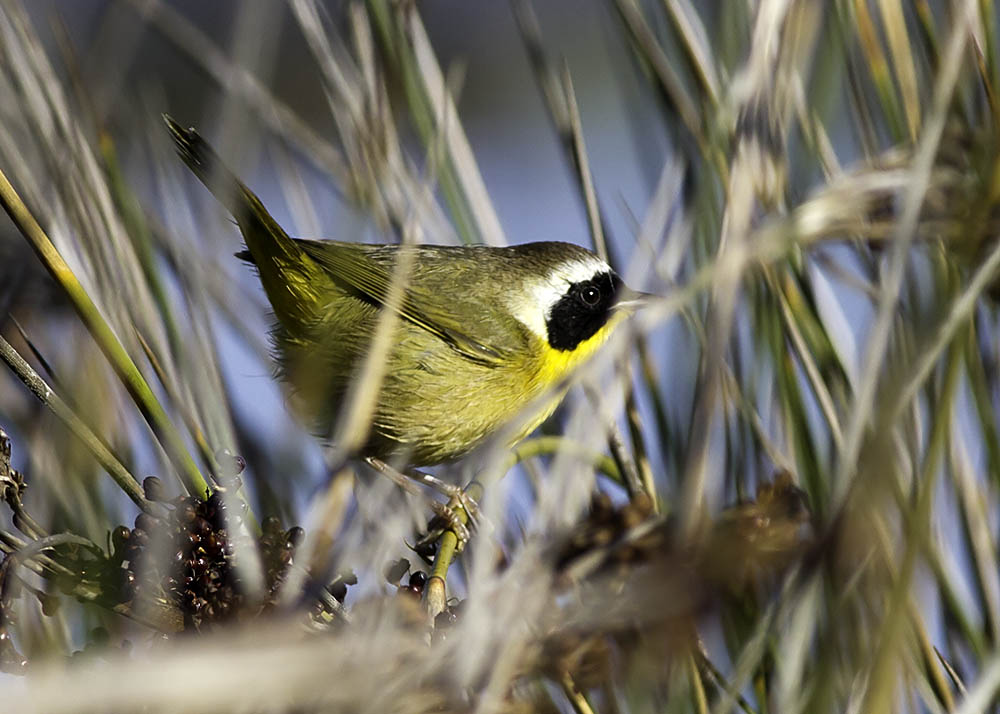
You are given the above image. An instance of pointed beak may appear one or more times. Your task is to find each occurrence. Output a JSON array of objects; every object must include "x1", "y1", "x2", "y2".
[{"x1": 614, "y1": 287, "x2": 658, "y2": 313}]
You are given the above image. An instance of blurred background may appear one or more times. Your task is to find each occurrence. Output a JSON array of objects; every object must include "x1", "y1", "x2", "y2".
[{"x1": 1, "y1": 1, "x2": 999, "y2": 713}]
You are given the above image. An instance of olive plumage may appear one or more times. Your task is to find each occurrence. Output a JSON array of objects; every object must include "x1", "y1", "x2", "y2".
[{"x1": 165, "y1": 116, "x2": 645, "y2": 466}]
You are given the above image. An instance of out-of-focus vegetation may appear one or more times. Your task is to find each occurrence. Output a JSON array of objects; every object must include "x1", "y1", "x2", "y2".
[{"x1": 0, "y1": 0, "x2": 999, "y2": 712}]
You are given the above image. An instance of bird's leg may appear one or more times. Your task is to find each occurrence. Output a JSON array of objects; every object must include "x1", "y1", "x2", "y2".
[
  {"x1": 399, "y1": 467, "x2": 482, "y2": 530},
  {"x1": 371, "y1": 457, "x2": 482, "y2": 529},
  {"x1": 364, "y1": 457, "x2": 474, "y2": 546},
  {"x1": 410, "y1": 476, "x2": 487, "y2": 555}
]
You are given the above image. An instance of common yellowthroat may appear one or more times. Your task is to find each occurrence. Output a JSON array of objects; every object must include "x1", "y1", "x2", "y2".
[{"x1": 165, "y1": 116, "x2": 647, "y2": 468}]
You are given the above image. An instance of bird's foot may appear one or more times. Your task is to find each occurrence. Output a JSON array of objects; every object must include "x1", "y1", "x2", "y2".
[
  {"x1": 400, "y1": 467, "x2": 481, "y2": 529},
  {"x1": 418, "y1": 501, "x2": 472, "y2": 552},
  {"x1": 365, "y1": 457, "x2": 478, "y2": 551},
  {"x1": 415, "y1": 486, "x2": 485, "y2": 554}
]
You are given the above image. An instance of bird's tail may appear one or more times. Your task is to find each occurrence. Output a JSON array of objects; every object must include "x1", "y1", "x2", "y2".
[
  {"x1": 163, "y1": 115, "x2": 246, "y2": 215},
  {"x1": 163, "y1": 115, "x2": 320, "y2": 330}
]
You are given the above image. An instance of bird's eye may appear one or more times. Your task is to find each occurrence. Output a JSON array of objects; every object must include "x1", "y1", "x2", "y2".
[{"x1": 579, "y1": 285, "x2": 600, "y2": 307}]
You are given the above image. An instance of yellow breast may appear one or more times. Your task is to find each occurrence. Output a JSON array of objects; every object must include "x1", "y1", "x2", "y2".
[
  {"x1": 504, "y1": 310, "x2": 629, "y2": 446},
  {"x1": 533, "y1": 310, "x2": 629, "y2": 387}
]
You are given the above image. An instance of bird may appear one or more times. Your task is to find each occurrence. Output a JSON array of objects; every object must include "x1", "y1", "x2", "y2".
[{"x1": 164, "y1": 115, "x2": 648, "y2": 512}]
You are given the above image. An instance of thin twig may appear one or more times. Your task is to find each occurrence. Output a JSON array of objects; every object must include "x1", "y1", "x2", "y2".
[
  {"x1": 697, "y1": 649, "x2": 758, "y2": 714},
  {"x1": 934, "y1": 646, "x2": 968, "y2": 697},
  {"x1": 624, "y1": 363, "x2": 658, "y2": 510},
  {"x1": 560, "y1": 61, "x2": 609, "y2": 263},
  {"x1": 0, "y1": 166, "x2": 208, "y2": 498},
  {"x1": 559, "y1": 670, "x2": 597, "y2": 714},
  {"x1": 424, "y1": 480, "x2": 480, "y2": 620},
  {"x1": 506, "y1": 435, "x2": 622, "y2": 484},
  {"x1": 0, "y1": 332, "x2": 154, "y2": 512}
]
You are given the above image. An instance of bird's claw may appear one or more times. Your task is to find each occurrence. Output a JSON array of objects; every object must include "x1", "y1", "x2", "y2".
[
  {"x1": 364, "y1": 457, "x2": 480, "y2": 553},
  {"x1": 429, "y1": 500, "x2": 471, "y2": 548},
  {"x1": 413, "y1": 489, "x2": 482, "y2": 554},
  {"x1": 447, "y1": 489, "x2": 481, "y2": 530}
]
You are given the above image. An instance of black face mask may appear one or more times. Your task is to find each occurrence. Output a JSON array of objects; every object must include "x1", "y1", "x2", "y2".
[{"x1": 546, "y1": 271, "x2": 624, "y2": 351}]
